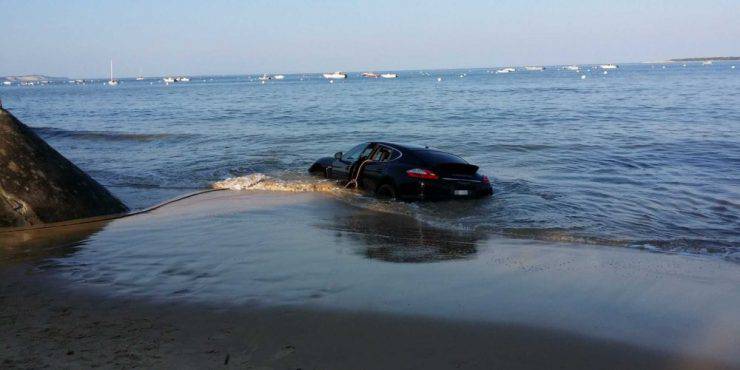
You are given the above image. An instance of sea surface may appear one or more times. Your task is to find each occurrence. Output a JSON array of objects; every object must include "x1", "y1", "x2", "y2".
[{"x1": 2, "y1": 62, "x2": 739, "y2": 260}]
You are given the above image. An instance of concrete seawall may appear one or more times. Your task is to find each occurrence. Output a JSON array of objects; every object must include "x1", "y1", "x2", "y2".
[{"x1": 0, "y1": 108, "x2": 128, "y2": 227}]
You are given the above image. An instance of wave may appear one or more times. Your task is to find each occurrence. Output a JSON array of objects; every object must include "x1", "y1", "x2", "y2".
[
  {"x1": 211, "y1": 173, "x2": 417, "y2": 217},
  {"x1": 211, "y1": 173, "x2": 340, "y2": 193},
  {"x1": 33, "y1": 126, "x2": 195, "y2": 142}
]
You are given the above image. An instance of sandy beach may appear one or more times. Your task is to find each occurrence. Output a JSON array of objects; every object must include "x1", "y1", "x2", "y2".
[
  {"x1": 1, "y1": 266, "x2": 734, "y2": 370},
  {"x1": 2, "y1": 191, "x2": 738, "y2": 369}
]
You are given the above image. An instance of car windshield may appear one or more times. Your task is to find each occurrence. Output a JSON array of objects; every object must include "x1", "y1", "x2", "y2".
[{"x1": 412, "y1": 150, "x2": 467, "y2": 164}]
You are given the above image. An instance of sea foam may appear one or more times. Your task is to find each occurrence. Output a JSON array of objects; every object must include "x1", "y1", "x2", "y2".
[{"x1": 211, "y1": 173, "x2": 339, "y2": 193}]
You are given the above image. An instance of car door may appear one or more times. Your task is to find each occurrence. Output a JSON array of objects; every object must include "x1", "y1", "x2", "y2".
[
  {"x1": 361, "y1": 146, "x2": 394, "y2": 191},
  {"x1": 331, "y1": 143, "x2": 371, "y2": 180}
]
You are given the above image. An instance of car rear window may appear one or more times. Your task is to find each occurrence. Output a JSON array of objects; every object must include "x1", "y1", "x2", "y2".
[{"x1": 412, "y1": 150, "x2": 467, "y2": 164}]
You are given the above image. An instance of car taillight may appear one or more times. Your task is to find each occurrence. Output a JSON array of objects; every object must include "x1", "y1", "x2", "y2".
[
  {"x1": 482, "y1": 175, "x2": 490, "y2": 184},
  {"x1": 406, "y1": 168, "x2": 439, "y2": 180}
]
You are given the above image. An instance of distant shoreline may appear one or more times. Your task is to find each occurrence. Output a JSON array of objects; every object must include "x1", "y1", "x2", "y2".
[
  {"x1": 3, "y1": 56, "x2": 739, "y2": 82},
  {"x1": 669, "y1": 56, "x2": 740, "y2": 62}
]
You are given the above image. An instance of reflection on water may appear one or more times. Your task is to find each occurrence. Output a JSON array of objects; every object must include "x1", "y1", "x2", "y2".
[
  {"x1": 320, "y1": 209, "x2": 482, "y2": 263},
  {"x1": 0, "y1": 220, "x2": 108, "y2": 265}
]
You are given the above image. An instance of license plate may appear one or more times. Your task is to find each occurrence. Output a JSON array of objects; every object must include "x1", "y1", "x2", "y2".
[{"x1": 454, "y1": 190, "x2": 469, "y2": 196}]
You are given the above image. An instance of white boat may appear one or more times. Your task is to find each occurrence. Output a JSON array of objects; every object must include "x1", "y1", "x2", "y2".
[
  {"x1": 258, "y1": 74, "x2": 271, "y2": 81},
  {"x1": 600, "y1": 64, "x2": 618, "y2": 69},
  {"x1": 176, "y1": 77, "x2": 190, "y2": 82},
  {"x1": 2, "y1": 81, "x2": 11, "y2": 86},
  {"x1": 163, "y1": 77, "x2": 175, "y2": 83},
  {"x1": 273, "y1": 75, "x2": 285, "y2": 80},
  {"x1": 524, "y1": 66, "x2": 545, "y2": 71},
  {"x1": 108, "y1": 60, "x2": 119, "y2": 86},
  {"x1": 564, "y1": 65, "x2": 580, "y2": 71},
  {"x1": 323, "y1": 72, "x2": 347, "y2": 79},
  {"x1": 702, "y1": 60, "x2": 713, "y2": 65},
  {"x1": 135, "y1": 76, "x2": 145, "y2": 81},
  {"x1": 495, "y1": 67, "x2": 516, "y2": 74},
  {"x1": 380, "y1": 73, "x2": 398, "y2": 79},
  {"x1": 362, "y1": 72, "x2": 380, "y2": 78}
]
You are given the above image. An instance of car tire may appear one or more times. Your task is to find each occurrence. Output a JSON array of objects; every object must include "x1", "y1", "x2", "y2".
[{"x1": 376, "y1": 184, "x2": 397, "y2": 200}]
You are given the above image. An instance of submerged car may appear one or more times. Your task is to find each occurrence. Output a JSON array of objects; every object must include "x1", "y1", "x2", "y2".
[{"x1": 309, "y1": 142, "x2": 493, "y2": 200}]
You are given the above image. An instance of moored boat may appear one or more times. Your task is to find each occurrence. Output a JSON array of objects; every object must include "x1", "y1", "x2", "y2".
[
  {"x1": 380, "y1": 73, "x2": 398, "y2": 79},
  {"x1": 323, "y1": 72, "x2": 347, "y2": 79},
  {"x1": 107, "y1": 60, "x2": 118, "y2": 86},
  {"x1": 524, "y1": 66, "x2": 545, "y2": 71},
  {"x1": 495, "y1": 67, "x2": 516, "y2": 74},
  {"x1": 362, "y1": 72, "x2": 380, "y2": 78},
  {"x1": 600, "y1": 64, "x2": 619, "y2": 69}
]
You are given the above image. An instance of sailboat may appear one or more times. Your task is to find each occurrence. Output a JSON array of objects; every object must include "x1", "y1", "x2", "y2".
[{"x1": 108, "y1": 60, "x2": 119, "y2": 86}]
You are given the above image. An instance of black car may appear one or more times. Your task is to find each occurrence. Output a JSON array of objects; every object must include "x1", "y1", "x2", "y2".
[{"x1": 309, "y1": 142, "x2": 493, "y2": 200}]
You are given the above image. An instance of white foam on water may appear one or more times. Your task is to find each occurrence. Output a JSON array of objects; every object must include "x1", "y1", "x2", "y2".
[
  {"x1": 211, "y1": 173, "x2": 339, "y2": 193},
  {"x1": 211, "y1": 173, "x2": 418, "y2": 219}
]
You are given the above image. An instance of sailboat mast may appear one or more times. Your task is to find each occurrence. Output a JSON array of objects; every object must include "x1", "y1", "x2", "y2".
[{"x1": 110, "y1": 60, "x2": 113, "y2": 81}]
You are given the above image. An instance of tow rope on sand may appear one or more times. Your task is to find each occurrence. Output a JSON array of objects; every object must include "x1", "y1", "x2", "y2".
[{"x1": 0, "y1": 188, "x2": 226, "y2": 234}]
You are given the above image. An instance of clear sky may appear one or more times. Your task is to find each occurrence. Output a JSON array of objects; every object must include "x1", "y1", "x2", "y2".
[{"x1": 1, "y1": 0, "x2": 738, "y2": 78}]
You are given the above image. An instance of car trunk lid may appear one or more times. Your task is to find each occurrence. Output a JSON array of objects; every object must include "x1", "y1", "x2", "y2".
[{"x1": 433, "y1": 163, "x2": 479, "y2": 177}]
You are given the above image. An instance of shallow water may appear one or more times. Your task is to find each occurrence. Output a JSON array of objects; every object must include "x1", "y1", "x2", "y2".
[
  {"x1": 1, "y1": 62, "x2": 738, "y2": 259},
  {"x1": 9, "y1": 191, "x2": 737, "y2": 362}
]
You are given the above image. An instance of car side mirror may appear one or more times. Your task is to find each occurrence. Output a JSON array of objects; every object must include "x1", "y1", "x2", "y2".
[{"x1": 334, "y1": 152, "x2": 342, "y2": 160}]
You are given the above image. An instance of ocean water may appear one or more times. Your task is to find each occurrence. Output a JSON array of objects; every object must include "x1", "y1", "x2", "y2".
[{"x1": 2, "y1": 62, "x2": 739, "y2": 260}]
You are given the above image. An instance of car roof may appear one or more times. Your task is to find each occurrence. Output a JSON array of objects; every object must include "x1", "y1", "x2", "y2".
[{"x1": 374, "y1": 142, "x2": 439, "y2": 152}]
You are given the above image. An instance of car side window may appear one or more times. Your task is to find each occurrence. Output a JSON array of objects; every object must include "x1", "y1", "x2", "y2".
[
  {"x1": 342, "y1": 143, "x2": 368, "y2": 161},
  {"x1": 371, "y1": 147, "x2": 393, "y2": 162},
  {"x1": 360, "y1": 146, "x2": 374, "y2": 159}
]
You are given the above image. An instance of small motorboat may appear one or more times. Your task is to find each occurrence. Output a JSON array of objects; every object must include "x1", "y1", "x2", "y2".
[
  {"x1": 273, "y1": 75, "x2": 285, "y2": 80},
  {"x1": 323, "y1": 72, "x2": 347, "y2": 79},
  {"x1": 163, "y1": 77, "x2": 175, "y2": 83},
  {"x1": 600, "y1": 64, "x2": 619, "y2": 69},
  {"x1": 524, "y1": 66, "x2": 545, "y2": 71},
  {"x1": 495, "y1": 68, "x2": 516, "y2": 74},
  {"x1": 362, "y1": 72, "x2": 380, "y2": 78},
  {"x1": 380, "y1": 73, "x2": 398, "y2": 79},
  {"x1": 702, "y1": 60, "x2": 713, "y2": 65},
  {"x1": 564, "y1": 65, "x2": 580, "y2": 71}
]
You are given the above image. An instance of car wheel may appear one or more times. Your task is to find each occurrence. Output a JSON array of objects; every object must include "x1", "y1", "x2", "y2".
[{"x1": 376, "y1": 184, "x2": 397, "y2": 200}]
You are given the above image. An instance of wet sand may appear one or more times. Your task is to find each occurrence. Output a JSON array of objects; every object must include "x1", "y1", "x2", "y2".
[
  {"x1": 2, "y1": 267, "x2": 735, "y2": 370},
  {"x1": 1, "y1": 191, "x2": 739, "y2": 369}
]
